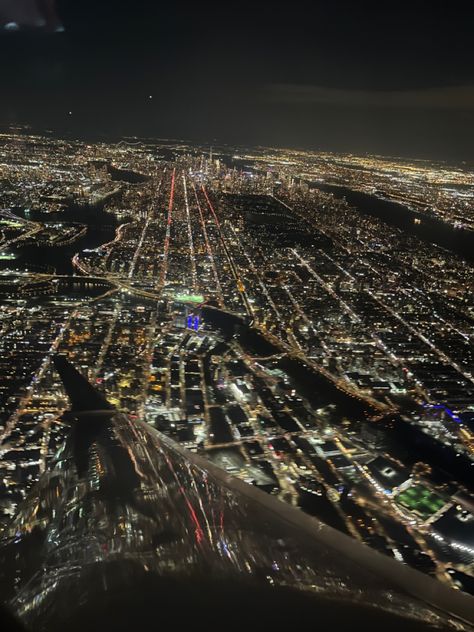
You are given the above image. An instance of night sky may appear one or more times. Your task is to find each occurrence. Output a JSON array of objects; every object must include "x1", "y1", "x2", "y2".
[{"x1": 1, "y1": 1, "x2": 474, "y2": 160}]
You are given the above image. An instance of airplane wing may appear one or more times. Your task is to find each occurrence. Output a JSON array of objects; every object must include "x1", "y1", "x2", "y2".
[{"x1": 0, "y1": 356, "x2": 473, "y2": 631}]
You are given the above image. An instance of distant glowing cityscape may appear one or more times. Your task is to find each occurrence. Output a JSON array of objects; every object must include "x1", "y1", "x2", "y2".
[{"x1": 0, "y1": 128, "x2": 473, "y2": 596}]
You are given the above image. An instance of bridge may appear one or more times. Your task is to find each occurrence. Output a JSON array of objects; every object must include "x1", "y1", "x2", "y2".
[
  {"x1": 53, "y1": 275, "x2": 118, "y2": 292},
  {"x1": 0, "y1": 272, "x2": 120, "y2": 299}
]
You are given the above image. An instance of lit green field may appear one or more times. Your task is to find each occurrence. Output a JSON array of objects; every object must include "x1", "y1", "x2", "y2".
[
  {"x1": 174, "y1": 294, "x2": 204, "y2": 304},
  {"x1": 397, "y1": 484, "x2": 445, "y2": 519}
]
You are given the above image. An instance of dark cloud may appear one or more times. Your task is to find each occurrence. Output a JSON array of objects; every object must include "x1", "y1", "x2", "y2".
[
  {"x1": 265, "y1": 84, "x2": 474, "y2": 110},
  {"x1": 0, "y1": 1, "x2": 473, "y2": 159}
]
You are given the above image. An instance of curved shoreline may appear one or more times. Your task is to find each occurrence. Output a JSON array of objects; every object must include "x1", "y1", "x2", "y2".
[{"x1": 310, "y1": 182, "x2": 474, "y2": 262}]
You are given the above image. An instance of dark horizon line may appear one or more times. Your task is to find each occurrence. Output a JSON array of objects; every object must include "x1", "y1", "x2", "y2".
[{"x1": 4, "y1": 122, "x2": 474, "y2": 169}]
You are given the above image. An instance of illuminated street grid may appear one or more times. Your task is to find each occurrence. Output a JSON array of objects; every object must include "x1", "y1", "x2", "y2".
[
  {"x1": 0, "y1": 130, "x2": 473, "y2": 594},
  {"x1": 234, "y1": 147, "x2": 474, "y2": 230}
]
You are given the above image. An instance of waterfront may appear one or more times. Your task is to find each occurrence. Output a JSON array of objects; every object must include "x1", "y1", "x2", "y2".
[
  {"x1": 310, "y1": 182, "x2": 474, "y2": 262},
  {"x1": 8, "y1": 206, "x2": 117, "y2": 275}
]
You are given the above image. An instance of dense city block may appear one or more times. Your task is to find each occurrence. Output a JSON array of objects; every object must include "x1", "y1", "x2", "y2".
[{"x1": 0, "y1": 129, "x2": 473, "y2": 595}]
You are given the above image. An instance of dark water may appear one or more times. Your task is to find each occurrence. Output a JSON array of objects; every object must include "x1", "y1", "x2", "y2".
[
  {"x1": 277, "y1": 356, "x2": 377, "y2": 420},
  {"x1": 311, "y1": 183, "x2": 474, "y2": 262},
  {"x1": 108, "y1": 164, "x2": 150, "y2": 184},
  {"x1": 380, "y1": 415, "x2": 474, "y2": 493},
  {"x1": 9, "y1": 206, "x2": 116, "y2": 275}
]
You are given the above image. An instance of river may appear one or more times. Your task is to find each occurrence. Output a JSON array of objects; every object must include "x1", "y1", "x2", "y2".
[
  {"x1": 8, "y1": 205, "x2": 117, "y2": 275},
  {"x1": 310, "y1": 182, "x2": 474, "y2": 262}
]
